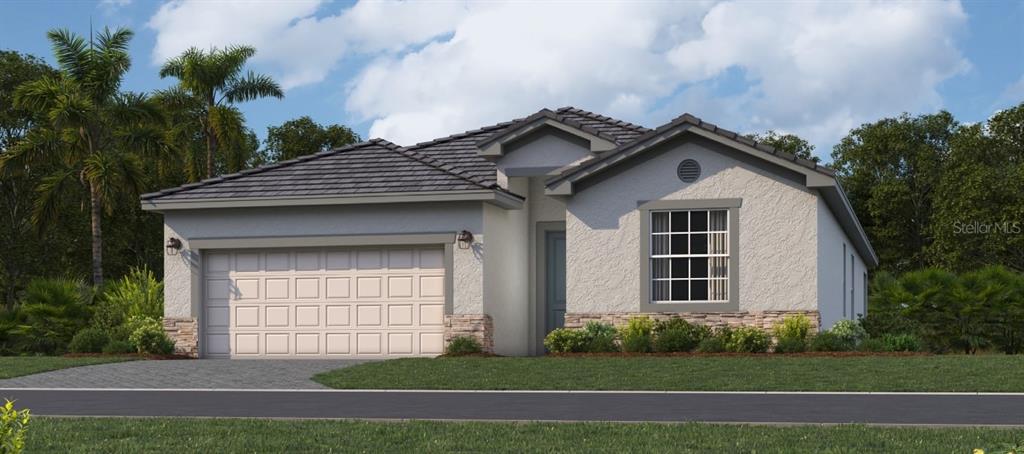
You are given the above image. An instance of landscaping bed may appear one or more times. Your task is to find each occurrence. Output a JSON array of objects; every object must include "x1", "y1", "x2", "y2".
[
  {"x1": 0, "y1": 356, "x2": 138, "y2": 379},
  {"x1": 25, "y1": 417, "x2": 1024, "y2": 453},
  {"x1": 313, "y1": 355, "x2": 1024, "y2": 392}
]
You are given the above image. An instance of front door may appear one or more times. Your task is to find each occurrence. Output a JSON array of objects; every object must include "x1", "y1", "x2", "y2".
[{"x1": 545, "y1": 231, "x2": 567, "y2": 334}]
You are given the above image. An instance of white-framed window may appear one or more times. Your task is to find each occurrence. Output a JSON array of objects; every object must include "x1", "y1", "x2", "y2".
[{"x1": 649, "y1": 209, "x2": 729, "y2": 303}]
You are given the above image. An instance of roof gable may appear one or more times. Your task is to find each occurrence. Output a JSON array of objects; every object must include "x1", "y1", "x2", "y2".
[{"x1": 476, "y1": 109, "x2": 618, "y2": 157}]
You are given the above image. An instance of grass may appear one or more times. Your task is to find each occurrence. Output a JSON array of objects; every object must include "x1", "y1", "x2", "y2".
[
  {"x1": 23, "y1": 417, "x2": 1024, "y2": 453},
  {"x1": 0, "y1": 356, "x2": 137, "y2": 379},
  {"x1": 313, "y1": 355, "x2": 1024, "y2": 392}
]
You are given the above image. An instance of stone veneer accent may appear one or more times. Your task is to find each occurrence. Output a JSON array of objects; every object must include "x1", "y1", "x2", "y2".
[
  {"x1": 444, "y1": 314, "x2": 494, "y2": 353},
  {"x1": 163, "y1": 317, "x2": 199, "y2": 357},
  {"x1": 564, "y1": 311, "x2": 820, "y2": 333}
]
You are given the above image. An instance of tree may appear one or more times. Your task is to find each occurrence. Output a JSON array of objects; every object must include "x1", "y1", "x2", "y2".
[
  {"x1": 930, "y1": 103, "x2": 1024, "y2": 272},
  {"x1": 746, "y1": 130, "x2": 818, "y2": 162},
  {"x1": 0, "y1": 51, "x2": 58, "y2": 306},
  {"x1": 831, "y1": 112, "x2": 958, "y2": 273},
  {"x1": 0, "y1": 27, "x2": 161, "y2": 286},
  {"x1": 264, "y1": 116, "x2": 360, "y2": 162},
  {"x1": 158, "y1": 45, "x2": 283, "y2": 179}
]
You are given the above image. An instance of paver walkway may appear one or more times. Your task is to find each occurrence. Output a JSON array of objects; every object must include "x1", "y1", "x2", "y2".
[{"x1": 0, "y1": 360, "x2": 365, "y2": 389}]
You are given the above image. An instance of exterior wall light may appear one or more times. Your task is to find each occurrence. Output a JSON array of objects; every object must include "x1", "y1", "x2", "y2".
[
  {"x1": 166, "y1": 237, "x2": 183, "y2": 256},
  {"x1": 456, "y1": 230, "x2": 474, "y2": 249}
]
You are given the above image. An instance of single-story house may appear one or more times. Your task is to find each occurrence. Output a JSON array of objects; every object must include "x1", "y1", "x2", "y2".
[{"x1": 142, "y1": 107, "x2": 876, "y2": 358}]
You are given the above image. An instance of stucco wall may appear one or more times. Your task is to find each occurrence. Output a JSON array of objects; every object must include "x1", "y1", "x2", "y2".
[
  {"x1": 816, "y1": 197, "x2": 868, "y2": 329},
  {"x1": 482, "y1": 179, "x2": 531, "y2": 355},
  {"x1": 162, "y1": 202, "x2": 486, "y2": 321},
  {"x1": 565, "y1": 139, "x2": 820, "y2": 314}
]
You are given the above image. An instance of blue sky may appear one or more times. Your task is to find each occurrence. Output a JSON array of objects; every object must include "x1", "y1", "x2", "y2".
[{"x1": 1, "y1": 0, "x2": 1021, "y2": 161}]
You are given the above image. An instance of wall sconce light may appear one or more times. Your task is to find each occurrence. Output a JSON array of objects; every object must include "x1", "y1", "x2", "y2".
[
  {"x1": 165, "y1": 237, "x2": 183, "y2": 256},
  {"x1": 456, "y1": 230, "x2": 474, "y2": 249}
]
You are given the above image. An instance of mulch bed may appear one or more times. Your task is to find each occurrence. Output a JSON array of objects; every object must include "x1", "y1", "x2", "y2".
[{"x1": 62, "y1": 353, "x2": 194, "y2": 360}]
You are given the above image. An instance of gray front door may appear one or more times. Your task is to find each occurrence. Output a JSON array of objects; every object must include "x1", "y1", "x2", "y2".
[{"x1": 545, "y1": 231, "x2": 567, "y2": 334}]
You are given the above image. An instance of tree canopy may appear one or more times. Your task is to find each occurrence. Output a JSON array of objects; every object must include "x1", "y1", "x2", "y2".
[{"x1": 264, "y1": 116, "x2": 360, "y2": 162}]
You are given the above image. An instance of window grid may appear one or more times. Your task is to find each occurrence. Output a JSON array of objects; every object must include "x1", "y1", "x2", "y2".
[{"x1": 650, "y1": 209, "x2": 729, "y2": 303}]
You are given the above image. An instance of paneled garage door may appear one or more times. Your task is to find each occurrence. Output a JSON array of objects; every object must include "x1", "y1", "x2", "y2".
[{"x1": 203, "y1": 247, "x2": 446, "y2": 358}]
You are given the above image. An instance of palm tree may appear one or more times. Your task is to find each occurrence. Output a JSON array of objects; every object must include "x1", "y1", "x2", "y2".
[
  {"x1": 158, "y1": 45, "x2": 283, "y2": 179},
  {"x1": 0, "y1": 27, "x2": 161, "y2": 286}
]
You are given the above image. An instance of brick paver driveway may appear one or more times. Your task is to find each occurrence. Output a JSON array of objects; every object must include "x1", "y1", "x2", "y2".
[{"x1": 0, "y1": 360, "x2": 366, "y2": 389}]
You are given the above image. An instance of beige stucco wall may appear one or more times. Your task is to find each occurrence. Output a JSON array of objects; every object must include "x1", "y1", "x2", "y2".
[
  {"x1": 162, "y1": 202, "x2": 486, "y2": 321},
  {"x1": 565, "y1": 139, "x2": 820, "y2": 314}
]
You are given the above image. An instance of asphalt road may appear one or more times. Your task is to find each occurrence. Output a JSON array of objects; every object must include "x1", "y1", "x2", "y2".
[{"x1": 2, "y1": 389, "x2": 1023, "y2": 425}]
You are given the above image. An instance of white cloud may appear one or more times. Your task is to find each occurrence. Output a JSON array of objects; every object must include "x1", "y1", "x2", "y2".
[
  {"x1": 994, "y1": 74, "x2": 1024, "y2": 110},
  {"x1": 147, "y1": 0, "x2": 464, "y2": 89},
  {"x1": 147, "y1": 0, "x2": 971, "y2": 152}
]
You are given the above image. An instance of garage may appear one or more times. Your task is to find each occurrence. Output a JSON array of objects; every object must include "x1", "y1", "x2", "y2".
[{"x1": 202, "y1": 246, "x2": 447, "y2": 358}]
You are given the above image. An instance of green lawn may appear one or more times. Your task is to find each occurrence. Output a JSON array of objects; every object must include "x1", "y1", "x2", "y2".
[
  {"x1": 0, "y1": 356, "x2": 137, "y2": 379},
  {"x1": 25, "y1": 417, "x2": 1024, "y2": 453},
  {"x1": 313, "y1": 355, "x2": 1024, "y2": 392}
]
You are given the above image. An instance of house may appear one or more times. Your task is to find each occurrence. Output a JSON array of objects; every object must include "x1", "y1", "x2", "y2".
[{"x1": 142, "y1": 107, "x2": 877, "y2": 358}]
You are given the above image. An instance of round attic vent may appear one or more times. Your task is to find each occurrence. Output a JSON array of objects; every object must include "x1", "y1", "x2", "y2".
[{"x1": 677, "y1": 159, "x2": 701, "y2": 183}]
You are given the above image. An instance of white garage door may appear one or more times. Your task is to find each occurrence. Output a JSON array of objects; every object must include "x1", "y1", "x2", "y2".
[{"x1": 202, "y1": 247, "x2": 446, "y2": 358}]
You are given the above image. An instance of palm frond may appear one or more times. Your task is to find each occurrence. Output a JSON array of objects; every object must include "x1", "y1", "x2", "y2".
[
  {"x1": 31, "y1": 167, "x2": 79, "y2": 230},
  {"x1": 45, "y1": 29, "x2": 89, "y2": 80},
  {"x1": 224, "y1": 70, "x2": 284, "y2": 103}
]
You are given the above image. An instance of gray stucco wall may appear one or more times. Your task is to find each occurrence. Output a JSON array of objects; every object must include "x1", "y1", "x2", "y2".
[
  {"x1": 817, "y1": 197, "x2": 868, "y2": 329},
  {"x1": 565, "y1": 139, "x2": 820, "y2": 314},
  {"x1": 163, "y1": 202, "x2": 486, "y2": 321}
]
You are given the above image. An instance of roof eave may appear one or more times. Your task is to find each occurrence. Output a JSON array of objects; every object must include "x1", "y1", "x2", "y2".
[{"x1": 141, "y1": 189, "x2": 524, "y2": 212}]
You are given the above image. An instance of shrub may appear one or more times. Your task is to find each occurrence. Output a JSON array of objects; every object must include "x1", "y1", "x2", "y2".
[
  {"x1": 102, "y1": 339, "x2": 135, "y2": 355},
  {"x1": 0, "y1": 399, "x2": 30, "y2": 454},
  {"x1": 857, "y1": 337, "x2": 887, "y2": 353},
  {"x1": 128, "y1": 317, "x2": 175, "y2": 355},
  {"x1": 618, "y1": 317, "x2": 654, "y2": 353},
  {"x1": 773, "y1": 315, "x2": 813, "y2": 341},
  {"x1": 773, "y1": 336, "x2": 807, "y2": 353},
  {"x1": 95, "y1": 267, "x2": 164, "y2": 330},
  {"x1": 5, "y1": 277, "x2": 93, "y2": 354},
  {"x1": 830, "y1": 319, "x2": 867, "y2": 347},
  {"x1": 696, "y1": 333, "x2": 728, "y2": 353},
  {"x1": 68, "y1": 328, "x2": 109, "y2": 353},
  {"x1": 445, "y1": 336, "x2": 483, "y2": 355},
  {"x1": 725, "y1": 326, "x2": 771, "y2": 353},
  {"x1": 544, "y1": 328, "x2": 590, "y2": 353},
  {"x1": 809, "y1": 331, "x2": 853, "y2": 352},
  {"x1": 582, "y1": 322, "x2": 618, "y2": 353},
  {"x1": 652, "y1": 319, "x2": 711, "y2": 353},
  {"x1": 880, "y1": 333, "x2": 923, "y2": 352}
]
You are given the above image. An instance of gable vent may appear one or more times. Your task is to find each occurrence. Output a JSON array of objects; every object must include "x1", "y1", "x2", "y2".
[{"x1": 677, "y1": 159, "x2": 701, "y2": 183}]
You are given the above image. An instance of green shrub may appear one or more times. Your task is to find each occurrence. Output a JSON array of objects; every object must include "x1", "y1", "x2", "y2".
[
  {"x1": 773, "y1": 315, "x2": 813, "y2": 341},
  {"x1": 857, "y1": 337, "x2": 887, "y2": 353},
  {"x1": 128, "y1": 317, "x2": 174, "y2": 355},
  {"x1": 696, "y1": 333, "x2": 728, "y2": 353},
  {"x1": 95, "y1": 267, "x2": 164, "y2": 330},
  {"x1": 809, "y1": 331, "x2": 853, "y2": 352},
  {"x1": 652, "y1": 319, "x2": 711, "y2": 353},
  {"x1": 773, "y1": 336, "x2": 807, "y2": 353},
  {"x1": 830, "y1": 319, "x2": 867, "y2": 347},
  {"x1": 618, "y1": 317, "x2": 654, "y2": 353},
  {"x1": 582, "y1": 322, "x2": 618, "y2": 353},
  {"x1": 5, "y1": 277, "x2": 93, "y2": 354},
  {"x1": 68, "y1": 328, "x2": 109, "y2": 353},
  {"x1": 102, "y1": 339, "x2": 135, "y2": 355},
  {"x1": 0, "y1": 399, "x2": 30, "y2": 454},
  {"x1": 445, "y1": 336, "x2": 483, "y2": 355},
  {"x1": 880, "y1": 333, "x2": 923, "y2": 352},
  {"x1": 725, "y1": 326, "x2": 771, "y2": 353},
  {"x1": 544, "y1": 328, "x2": 590, "y2": 353}
]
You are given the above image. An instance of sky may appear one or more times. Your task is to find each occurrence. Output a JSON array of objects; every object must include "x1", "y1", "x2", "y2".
[{"x1": 1, "y1": 0, "x2": 1022, "y2": 161}]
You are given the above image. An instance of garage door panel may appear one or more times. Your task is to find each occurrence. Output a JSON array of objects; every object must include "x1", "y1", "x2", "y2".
[{"x1": 206, "y1": 247, "x2": 445, "y2": 358}]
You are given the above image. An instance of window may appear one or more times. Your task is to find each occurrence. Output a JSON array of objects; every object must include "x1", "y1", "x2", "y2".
[{"x1": 649, "y1": 209, "x2": 729, "y2": 302}]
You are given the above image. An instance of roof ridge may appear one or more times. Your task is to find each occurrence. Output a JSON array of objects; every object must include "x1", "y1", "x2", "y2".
[
  {"x1": 393, "y1": 146, "x2": 493, "y2": 189},
  {"x1": 556, "y1": 106, "x2": 651, "y2": 132},
  {"x1": 139, "y1": 139, "x2": 392, "y2": 200},
  {"x1": 403, "y1": 117, "x2": 526, "y2": 151}
]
